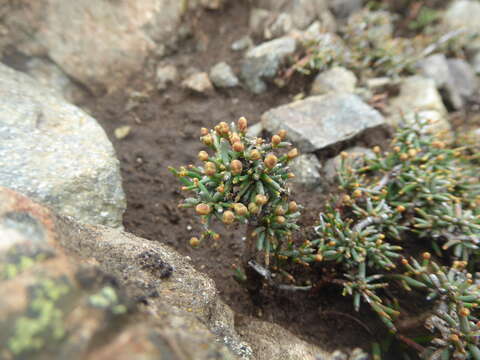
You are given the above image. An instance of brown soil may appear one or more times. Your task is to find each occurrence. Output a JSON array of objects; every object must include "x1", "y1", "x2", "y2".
[{"x1": 82, "y1": 2, "x2": 426, "y2": 358}]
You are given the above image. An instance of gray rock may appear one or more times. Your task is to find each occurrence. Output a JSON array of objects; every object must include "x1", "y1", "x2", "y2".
[
  {"x1": 264, "y1": 12, "x2": 294, "y2": 39},
  {"x1": 231, "y1": 36, "x2": 254, "y2": 52},
  {"x1": 289, "y1": 0, "x2": 328, "y2": 30},
  {"x1": 209, "y1": 62, "x2": 239, "y2": 88},
  {"x1": 323, "y1": 146, "x2": 375, "y2": 183},
  {"x1": 329, "y1": 0, "x2": 363, "y2": 19},
  {"x1": 156, "y1": 64, "x2": 178, "y2": 91},
  {"x1": 237, "y1": 317, "x2": 329, "y2": 360},
  {"x1": 0, "y1": 63, "x2": 125, "y2": 228},
  {"x1": 289, "y1": 154, "x2": 323, "y2": 188},
  {"x1": 200, "y1": 0, "x2": 224, "y2": 10},
  {"x1": 442, "y1": 0, "x2": 480, "y2": 48},
  {"x1": 416, "y1": 54, "x2": 451, "y2": 88},
  {"x1": 0, "y1": 0, "x2": 194, "y2": 95},
  {"x1": 182, "y1": 72, "x2": 214, "y2": 95},
  {"x1": 446, "y1": 58, "x2": 478, "y2": 107},
  {"x1": 246, "y1": 122, "x2": 263, "y2": 138},
  {"x1": 389, "y1": 76, "x2": 451, "y2": 136},
  {"x1": 249, "y1": 8, "x2": 273, "y2": 37},
  {"x1": 311, "y1": 66, "x2": 357, "y2": 95},
  {"x1": 366, "y1": 77, "x2": 393, "y2": 91},
  {"x1": 261, "y1": 93, "x2": 385, "y2": 152},
  {"x1": 241, "y1": 37, "x2": 297, "y2": 94},
  {"x1": 24, "y1": 57, "x2": 85, "y2": 103}
]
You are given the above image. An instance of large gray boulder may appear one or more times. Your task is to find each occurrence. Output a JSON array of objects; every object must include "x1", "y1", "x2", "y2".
[
  {"x1": 261, "y1": 93, "x2": 385, "y2": 152},
  {"x1": 0, "y1": 0, "x2": 191, "y2": 95},
  {"x1": 0, "y1": 64, "x2": 125, "y2": 228}
]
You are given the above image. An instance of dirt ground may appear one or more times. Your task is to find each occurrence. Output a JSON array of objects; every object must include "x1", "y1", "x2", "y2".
[{"x1": 82, "y1": 1, "x2": 465, "y2": 357}]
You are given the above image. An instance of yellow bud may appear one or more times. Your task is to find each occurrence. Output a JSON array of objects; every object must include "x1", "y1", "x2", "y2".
[
  {"x1": 216, "y1": 184, "x2": 225, "y2": 193},
  {"x1": 195, "y1": 203, "x2": 211, "y2": 215},
  {"x1": 249, "y1": 149, "x2": 261, "y2": 161},
  {"x1": 353, "y1": 189, "x2": 363, "y2": 198},
  {"x1": 271, "y1": 135, "x2": 281, "y2": 146},
  {"x1": 275, "y1": 206, "x2": 286, "y2": 215},
  {"x1": 393, "y1": 146, "x2": 401, "y2": 153},
  {"x1": 189, "y1": 237, "x2": 200, "y2": 247},
  {"x1": 255, "y1": 194, "x2": 268, "y2": 205},
  {"x1": 222, "y1": 210, "x2": 235, "y2": 224},
  {"x1": 396, "y1": 205, "x2": 406, "y2": 213},
  {"x1": 422, "y1": 252, "x2": 431, "y2": 260},
  {"x1": 230, "y1": 159, "x2": 243, "y2": 175},
  {"x1": 400, "y1": 153, "x2": 408, "y2": 161},
  {"x1": 230, "y1": 132, "x2": 241, "y2": 144},
  {"x1": 278, "y1": 129, "x2": 287, "y2": 140},
  {"x1": 238, "y1": 117, "x2": 248, "y2": 132},
  {"x1": 200, "y1": 127, "x2": 209, "y2": 136},
  {"x1": 217, "y1": 121, "x2": 230, "y2": 135},
  {"x1": 198, "y1": 151, "x2": 209, "y2": 161},
  {"x1": 204, "y1": 162, "x2": 217, "y2": 176},
  {"x1": 233, "y1": 203, "x2": 248, "y2": 216},
  {"x1": 373, "y1": 146, "x2": 381, "y2": 153},
  {"x1": 232, "y1": 142, "x2": 245, "y2": 152},
  {"x1": 248, "y1": 202, "x2": 259, "y2": 214},
  {"x1": 287, "y1": 173, "x2": 295, "y2": 178},
  {"x1": 287, "y1": 148, "x2": 299, "y2": 160},
  {"x1": 288, "y1": 201, "x2": 298, "y2": 213},
  {"x1": 275, "y1": 216, "x2": 286, "y2": 224},
  {"x1": 340, "y1": 151, "x2": 349, "y2": 159},
  {"x1": 202, "y1": 134, "x2": 213, "y2": 146},
  {"x1": 408, "y1": 149, "x2": 417, "y2": 158},
  {"x1": 314, "y1": 254, "x2": 323, "y2": 262},
  {"x1": 264, "y1": 154, "x2": 278, "y2": 169}
]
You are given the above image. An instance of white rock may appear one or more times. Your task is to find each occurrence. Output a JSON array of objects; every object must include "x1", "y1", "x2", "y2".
[
  {"x1": 310, "y1": 66, "x2": 357, "y2": 95},
  {"x1": 182, "y1": 72, "x2": 214, "y2": 95}
]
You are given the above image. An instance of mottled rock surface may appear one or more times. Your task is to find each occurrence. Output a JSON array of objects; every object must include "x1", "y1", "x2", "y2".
[
  {"x1": 210, "y1": 62, "x2": 239, "y2": 88},
  {"x1": 289, "y1": 154, "x2": 323, "y2": 188},
  {"x1": 0, "y1": 0, "x2": 191, "y2": 94},
  {"x1": 261, "y1": 93, "x2": 385, "y2": 152},
  {"x1": 0, "y1": 64, "x2": 125, "y2": 228},
  {"x1": 0, "y1": 187, "x2": 247, "y2": 360}
]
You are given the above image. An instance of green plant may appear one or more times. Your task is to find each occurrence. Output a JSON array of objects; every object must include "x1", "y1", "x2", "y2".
[{"x1": 169, "y1": 118, "x2": 301, "y2": 266}]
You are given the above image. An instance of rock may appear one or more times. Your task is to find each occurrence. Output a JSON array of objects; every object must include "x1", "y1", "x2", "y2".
[
  {"x1": 209, "y1": 62, "x2": 239, "y2": 88},
  {"x1": 264, "y1": 12, "x2": 294, "y2": 39},
  {"x1": 246, "y1": 122, "x2": 263, "y2": 138},
  {"x1": 329, "y1": 0, "x2": 363, "y2": 19},
  {"x1": 114, "y1": 126, "x2": 132, "y2": 140},
  {"x1": 0, "y1": 64, "x2": 125, "y2": 228},
  {"x1": 472, "y1": 51, "x2": 480, "y2": 74},
  {"x1": 323, "y1": 146, "x2": 375, "y2": 183},
  {"x1": 446, "y1": 58, "x2": 478, "y2": 108},
  {"x1": 242, "y1": 37, "x2": 296, "y2": 94},
  {"x1": 249, "y1": 8, "x2": 273, "y2": 37},
  {"x1": 442, "y1": 0, "x2": 480, "y2": 48},
  {"x1": 231, "y1": 36, "x2": 254, "y2": 52},
  {"x1": 416, "y1": 54, "x2": 451, "y2": 89},
  {"x1": 23, "y1": 57, "x2": 85, "y2": 103},
  {"x1": 311, "y1": 66, "x2": 357, "y2": 95},
  {"x1": 241, "y1": 37, "x2": 297, "y2": 94},
  {"x1": 0, "y1": 187, "x2": 249, "y2": 359},
  {"x1": 289, "y1": 154, "x2": 323, "y2": 188},
  {"x1": 388, "y1": 76, "x2": 451, "y2": 136},
  {"x1": 0, "y1": 0, "x2": 192, "y2": 95},
  {"x1": 182, "y1": 72, "x2": 214, "y2": 95},
  {"x1": 346, "y1": 10, "x2": 394, "y2": 47},
  {"x1": 156, "y1": 64, "x2": 178, "y2": 91},
  {"x1": 261, "y1": 93, "x2": 385, "y2": 152},
  {"x1": 289, "y1": 0, "x2": 329, "y2": 30},
  {"x1": 237, "y1": 317, "x2": 329, "y2": 360},
  {"x1": 366, "y1": 77, "x2": 393, "y2": 91},
  {"x1": 415, "y1": 56, "x2": 478, "y2": 110}
]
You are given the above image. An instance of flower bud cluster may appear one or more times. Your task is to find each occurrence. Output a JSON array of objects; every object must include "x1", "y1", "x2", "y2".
[{"x1": 170, "y1": 117, "x2": 301, "y2": 255}]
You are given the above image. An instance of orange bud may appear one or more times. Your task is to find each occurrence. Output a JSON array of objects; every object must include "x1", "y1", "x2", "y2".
[
  {"x1": 459, "y1": 308, "x2": 470, "y2": 317},
  {"x1": 216, "y1": 184, "x2": 225, "y2": 193},
  {"x1": 353, "y1": 189, "x2": 362, "y2": 198},
  {"x1": 288, "y1": 201, "x2": 298, "y2": 213},
  {"x1": 200, "y1": 127, "x2": 209, "y2": 136},
  {"x1": 287, "y1": 148, "x2": 299, "y2": 160},
  {"x1": 204, "y1": 162, "x2": 217, "y2": 176},
  {"x1": 232, "y1": 142, "x2": 245, "y2": 152},
  {"x1": 340, "y1": 151, "x2": 349, "y2": 159},
  {"x1": 198, "y1": 151, "x2": 209, "y2": 161},
  {"x1": 189, "y1": 237, "x2": 200, "y2": 247},
  {"x1": 264, "y1": 154, "x2": 278, "y2": 169},
  {"x1": 230, "y1": 132, "x2": 241, "y2": 144},
  {"x1": 255, "y1": 194, "x2": 268, "y2": 205},
  {"x1": 278, "y1": 129, "x2": 287, "y2": 140},
  {"x1": 238, "y1": 117, "x2": 248, "y2": 132},
  {"x1": 422, "y1": 252, "x2": 431, "y2": 260},
  {"x1": 230, "y1": 159, "x2": 243, "y2": 175},
  {"x1": 249, "y1": 149, "x2": 261, "y2": 161},
  {"x1": 373, "y1": 146, "x2": 381, "y2": 153},
  {"x1": 275, "y1": 206, "x2": 286, "y2": 215},
  {"x1": 408, "y1": 149, "x2": 417, "y2": 158},
  {"x1": 314, "y1": 254, "x2": 323, "y2": 262},
  {"x1": 271, "y1": 135, "x2": 281, "y2": 146},
  {"x1": 195, "y1": 203, "x2": 211, "y2": 215},
  {"x1": 222, "y1": 210, "x2": 235, "y2": 224},
  {"x1": 396, "y1": 205, "x2": 406, "y2": 213},
  {"x1": 400, "y1": 153, "x2": 408, "y2": 161},
  {"x1": 218, "y1": 121, "x2": 229, "y2": 135},
  {"x1": 212, "y1": 233, "x2": 221, "y2": 241},
  {"x1": 393, "y1": 146, "x2": 401, "y2": 153}
]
